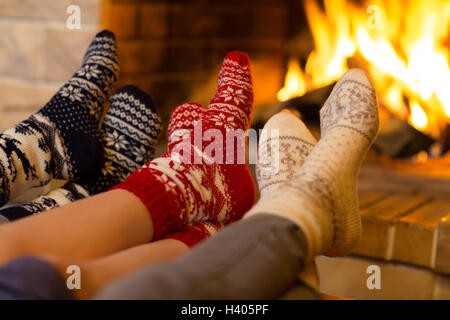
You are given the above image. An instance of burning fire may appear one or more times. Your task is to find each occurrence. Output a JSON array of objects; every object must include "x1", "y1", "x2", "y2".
[
  {"x1": 278, "y1": 58, "x2": 307, "y2": 101},
  {"x1": 279, "y1": 0, "x2": 450, "y2": 138}
]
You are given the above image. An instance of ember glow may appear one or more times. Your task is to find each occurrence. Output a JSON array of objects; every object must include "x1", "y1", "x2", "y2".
[{"x1": 278, "y1": 0, "x2": 450, "y2": 138}]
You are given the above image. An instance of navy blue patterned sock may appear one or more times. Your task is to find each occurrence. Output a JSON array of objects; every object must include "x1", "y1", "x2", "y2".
[
  {"x1": 0, "y1": 30, "x2": 119, "y2": 207},
  {"x1": 0, "y1": 86, "x2": 162, "y2": 223}
]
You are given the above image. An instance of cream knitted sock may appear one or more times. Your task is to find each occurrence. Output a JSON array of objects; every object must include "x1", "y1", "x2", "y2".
[
  {"x1": 246, "y1": 69, "x2": 379, "y2": 259},
  {"x1": 255, "y1": 111, "x2": 320, "y2": 289},
  {"x1": 256, "y1": 111, "x2": 316, "y2": 196}
]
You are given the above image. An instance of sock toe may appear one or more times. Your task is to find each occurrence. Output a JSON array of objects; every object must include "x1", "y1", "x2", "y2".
[
  {"x1": 207, "y1": 51, "x2": 254, "y2": 131},
  {"x1": 95, "y1": 29, "x2": 116, "y2": 40},
  {"x1": 224, "y1": 51, "x2": 250, "y2": 67},
  {"x1": 83, "y1": 86, "x2": 162, "y2": 194},
  {"x1": 339, "y1": 68, "x2": 372, "y2": 87},
  {"x1": 115, "y1": 85, "x2": 156, "y2": 113},
  {"x1": 106, "y1": 86, "x2": 162, "y2": 160},
  {"x1": 263, "y1": 112, "x2": 316, "y2": 143}
]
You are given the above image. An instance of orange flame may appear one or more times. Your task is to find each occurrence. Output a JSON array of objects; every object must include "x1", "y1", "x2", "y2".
[
  {"x1": 409, "y1": 100, "x2": 429, "y2": 130},
  {"x1": 277, "y1": 58, "x2": 307, "y2": 102},
  {"x1": 278, "y1": 0, "x2": 450, "y2": 138}
]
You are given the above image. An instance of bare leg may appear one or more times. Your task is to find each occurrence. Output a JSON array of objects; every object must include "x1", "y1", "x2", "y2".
[
  {"x1": 44, "y1": 239, "x2": 189, "y2": 299},
  {"x1": 0, "y1": 189, "x2": 153, "y2": 266}
]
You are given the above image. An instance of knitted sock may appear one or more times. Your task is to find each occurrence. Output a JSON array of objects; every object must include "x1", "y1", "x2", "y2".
[
  {"x1": 246, "y1": 69, "x2": 379, "y2": 258},
  {"x1": 164, "y1": 221, "x2": 224, "y2": 248},
  {"x1": 256, "y1": 111, "x2": 316, "y2": 196},
  {"x1": 167, "y1": 102, "x2": 206, "y2": 151},
  {"x1": 114, "y1": 51, "x2": 256, "y2": 240},
  {"x1": 255, "y1": 111, "x2": 320, "y2": 290},
  {"x1": 0, "y1": 86, "x2": 161, "y2": 223},
  {"x1": 0, "y1": 30, "x2": 119, "y2": 207}
]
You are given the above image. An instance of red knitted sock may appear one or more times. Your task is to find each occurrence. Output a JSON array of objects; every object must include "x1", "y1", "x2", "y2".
[
  {"x1": 114, "y1": 51, "x2": 255, "y2": 240},
  {"x1": 164, "y1": 221, "x2": 224, "y2": 248},
  {"x1": 167, "y1": 102, "x2": 206, "y2": 151}
]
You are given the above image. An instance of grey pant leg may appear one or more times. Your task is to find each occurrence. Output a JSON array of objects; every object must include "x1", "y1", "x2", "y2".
[{"x1": 95, "y1": 214, "x2": 315, "y2": 300}]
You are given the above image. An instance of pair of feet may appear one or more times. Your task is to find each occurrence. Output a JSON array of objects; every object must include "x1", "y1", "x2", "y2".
[
  {"x1": 250, "y1": 69, "x2": 379, "y2": 258},
  {"x1": 0, "y1": 31, "x2": 250, "y2": 248},
  {"x1": 0, "y1": 31, "x2": 162, "y2": 224},
  {"x1": 1, "y1": 28, "x2": 379, "y2": 258},
  {"x1": 116, "y1": 54, "x2": 379, "y2": 259}
]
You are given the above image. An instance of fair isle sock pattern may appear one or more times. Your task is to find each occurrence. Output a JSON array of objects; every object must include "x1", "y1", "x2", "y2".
[
  {"x1": 245, "y1": 69, "x2": 379, "y2": 258},
  {"x1": 113, "y1": 51, "x2": 256, "y2": 240},
  {"x1": 0, "y1": 86, "x2": 162, "y2": 223},
  {"x1": 255, "y1": 112, "x2": 317, "y2": 196},
  {"x1": 252, "y1": 112, "x2": 319, "y2": 289},
  {"x1": 0, "y1": 30, "x2": 119, "y2": 207},
  {"x1": 0, "y1": 182, "x2": 88, "y2": 223},
  {"x1": 166, "y1": 103, "x2": 206, "y2": 151},
  {"x1": 83, "y1": 85, "x2": 162, "y2": 195}
]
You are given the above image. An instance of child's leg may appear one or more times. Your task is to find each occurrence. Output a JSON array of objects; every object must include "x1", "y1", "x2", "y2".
[
  {"x1": 46, "y1": 239, "x2": 189, "y2": 299},
  {"x1": 0, "y1": 189, "x2": 154, "y2": 265},
  {"x1": 0, "y1": 215, "x2": 308, "y2": 300},
  {"x1": 0, "y1": 242, "x2": 183, "y2": 300},
  {"x1": 0, "y1": 221, "x2": 221, "y2": 300},
  {"x1": 94, "y1": 214, "x2": 310, "y2": 300}
]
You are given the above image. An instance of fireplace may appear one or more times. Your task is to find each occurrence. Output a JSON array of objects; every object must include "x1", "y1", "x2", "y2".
[
  {"x1": 104, "y1": 0, "x2": 450, "y2": 299},
  {"x1": 1, "y1": 0, "x2": 450, "y2": 299},
  {"x1": 0, "y1": 0, "x2": 298, "y2": 130},
  {"x1": 274, "y1": 0, "x2": 450, "y2": 299},
  {"x1": 101, "y1": 0, "x2": 301, "y2": 129}
]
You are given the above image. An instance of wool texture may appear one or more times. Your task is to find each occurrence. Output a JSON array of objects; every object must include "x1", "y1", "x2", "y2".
[
  {"x1": 0, "y1": 86, "x2": 161, "y2": 223},
  {"x1": 114, "y1": 51, "x2": 256, "y2": 240},
  {"x1": 0, "y1": 30, "x2": 119, "y2": 207},
  {"x1": 256, "y1": 112, "x2": 317, "y2": 196},
  {"x1": 246, "y1": 69, "x2": 379, "y2": 258}
]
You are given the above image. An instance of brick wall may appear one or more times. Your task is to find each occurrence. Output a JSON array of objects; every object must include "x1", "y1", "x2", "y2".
[
  {"x1": 102, "y1": 0, "x2": 299, "y2": 126},
  {"x1": 0, "y1": 0, "x2": 102, "y2": 130},
  {"x1": 0, "y1": 0, "x2": 301, "y2": 130}
]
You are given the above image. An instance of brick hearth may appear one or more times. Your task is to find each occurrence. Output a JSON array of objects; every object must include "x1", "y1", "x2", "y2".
[{"x1": 318, "y1": 158, "x2": 450, "y2": 299}]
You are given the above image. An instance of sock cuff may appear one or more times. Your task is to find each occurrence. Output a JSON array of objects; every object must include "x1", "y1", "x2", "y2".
[
  {"x1": 244, "y1": 197, "x2": 331, "y2": 262},
  {"x1": 111, "y1": 168, "x2": 184, "y2": 240}
]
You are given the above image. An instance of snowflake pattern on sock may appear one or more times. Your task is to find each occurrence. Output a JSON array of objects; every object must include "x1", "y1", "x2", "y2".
[
  {"x1": 114, "y1": 51, "x2": 256, "y2": 240},
  {"x1": 38, "y1": 30, "x2": 120, "y2": 180},
  {"x1": 0, "y1": 86, "x2": 162, "y2": 223},
  {"x1": 82, "y1": 86, "x2": 162, "y2": 195},
  {"x1": 255, "y1": 112, "x2": 317, "y2": 196},
  {"x1": 0, "y1": 30, "x2": 119, "y2": 207},
  {"x1": 246, "y1": 69, "x2": 379, "y2": 258}
]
